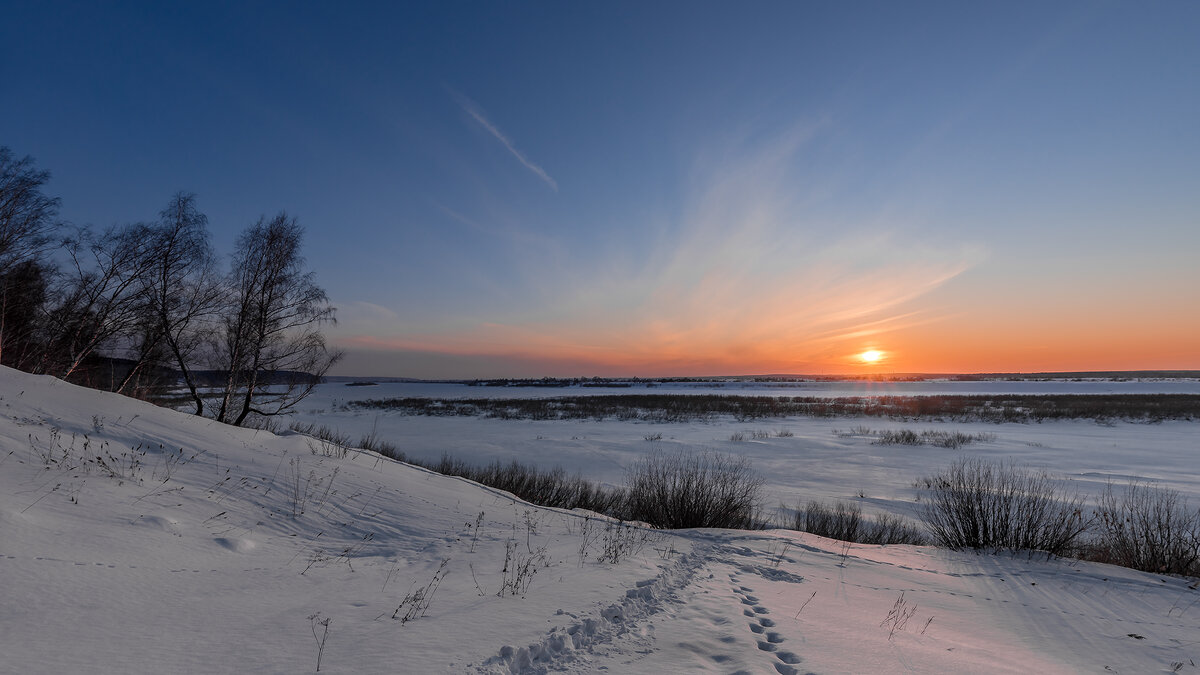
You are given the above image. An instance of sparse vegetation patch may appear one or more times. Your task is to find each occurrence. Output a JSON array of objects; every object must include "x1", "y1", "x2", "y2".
[
  {"x1": 349, "y1": 393, "x2": 1200, "y2": 423},
  {"x1": 790, "y1": 499, "x2": 926, "y2": 545},
  {"x1": 871, "y1": 428, "x2": 996, "y2": 449}
]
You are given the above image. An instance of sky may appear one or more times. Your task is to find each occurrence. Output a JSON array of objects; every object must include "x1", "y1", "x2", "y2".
[{"x1": 3, "y1": 1, "x2": 1198, "y2": 378}]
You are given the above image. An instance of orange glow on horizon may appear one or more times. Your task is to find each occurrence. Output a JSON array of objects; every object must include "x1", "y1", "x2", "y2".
[
  {"x1": 337, "y1": 317, "x2": 1200, "y2": 377},
  {"x1": 334, "y1": 268, "x2": 1200, "y2": 377}
]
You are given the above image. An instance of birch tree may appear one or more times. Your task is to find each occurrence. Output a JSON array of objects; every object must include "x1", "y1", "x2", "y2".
[{"x1": 215, "y1": 213, "x2": 340, "y2": 426}]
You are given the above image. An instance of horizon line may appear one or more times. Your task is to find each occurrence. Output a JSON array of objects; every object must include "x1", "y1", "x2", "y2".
[{"x1": 324, "y1": 369, "x2": 1200, "y2": 382}]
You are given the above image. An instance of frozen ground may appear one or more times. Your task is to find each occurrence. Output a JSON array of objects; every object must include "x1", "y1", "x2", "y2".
[
  {"x1": 2, "y1": 367, "x2": 1199, "y2": 674},
  {"x1": 298, "y1": 382, "x2": 1200, "y2": 522}
]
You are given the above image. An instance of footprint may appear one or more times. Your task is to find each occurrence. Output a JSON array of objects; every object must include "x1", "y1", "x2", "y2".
[
  {"x1": 749, "y1": 623, "x2": 765, "y2": 634},
  {"x1": 740, "y1": 586, "x2": 754, "y2": 592},
  {"x1": 757, "y1": 640, "x2": 778, "y2": 652},
  {"x1": 766, "y1": 632, "x2": 784, "y2": 644},
  {"x1": 776, "y1": 652, "x2": 802, "y2": 664},
  {"x1": 753, "y1": 606, "x2": 770, "y2": 614},
  {"x1": 774, "y1": 664, "x2": 799, "y2": 675},
  {"x1": 743, "y1": 595, "x2": 759, "y2": 602},
  {"x1": 759, "y1": 617, "x2": 776, "y2": 627},
  {"x1": 743, "y1": 609, "x2": 756, "y2": 617}
]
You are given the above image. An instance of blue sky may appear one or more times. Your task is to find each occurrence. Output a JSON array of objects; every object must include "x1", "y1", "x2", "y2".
[{"x1": 4, "y1": 1, "x2": 1198, "y2": 376}]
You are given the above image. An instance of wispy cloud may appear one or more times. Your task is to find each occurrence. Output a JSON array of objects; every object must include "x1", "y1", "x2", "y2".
[
  {"x1": 334, "y1": 121, "x2": 985, "y2": 376},
  {"x1": 451, "y1": 90, "x2": 558, "y2": 191}
]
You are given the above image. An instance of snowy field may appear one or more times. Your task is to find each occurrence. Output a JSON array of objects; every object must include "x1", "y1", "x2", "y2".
[
  {"x1": 2, "y1": 368, "x2": 1199, "y2": 674},
  {"x1": 297, "y1": 381, "x2": 1200, "y2": 522}
]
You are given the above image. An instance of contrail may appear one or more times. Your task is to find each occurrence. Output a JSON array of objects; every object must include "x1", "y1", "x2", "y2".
[{"x1": 452, "y1": 91, "x2": 558, "y2": 191}]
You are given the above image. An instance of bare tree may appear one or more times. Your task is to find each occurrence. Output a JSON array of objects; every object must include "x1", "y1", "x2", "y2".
[
  {"x1": 0, "y1": 148, "x2": 60, "y2": 367},
  {"x1": 0, "y1": 148, "x2": 59, "y2": 273},
  {"x1": 44, "y1": 224, "x2": 158, "y2": 381},
  {"x1": 0, "y1": 259, "x2": 50, "y2": 371},
  {"x1": 215, "y1": 213, "x2": 340, "y2": 426},
  {"x1": 118, "y1": 193, "x2": 223, "y2": 412},
  {"x1": 113, "y1": 310, "x2": 170, "y2": 398}
]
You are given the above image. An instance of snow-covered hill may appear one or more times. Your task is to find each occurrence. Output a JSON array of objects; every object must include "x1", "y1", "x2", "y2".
[{"x1": 1, "y1": 367, "x2": 1197, "y2": 674}]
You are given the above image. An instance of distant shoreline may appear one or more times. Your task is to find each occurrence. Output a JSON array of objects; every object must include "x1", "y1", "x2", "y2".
[{"x1": 323, "y1": 370, "x2": 1200, "y2": 385}]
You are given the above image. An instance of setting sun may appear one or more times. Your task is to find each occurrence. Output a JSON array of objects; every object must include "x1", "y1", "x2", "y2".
[{"x1": 859, "y1": 349, "x2": 884, "y2": 364}]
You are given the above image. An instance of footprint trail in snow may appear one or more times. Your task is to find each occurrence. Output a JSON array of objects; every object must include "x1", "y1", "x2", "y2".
[{"x1": 729, "y1": 570, "x2": 810, "y2": 675}]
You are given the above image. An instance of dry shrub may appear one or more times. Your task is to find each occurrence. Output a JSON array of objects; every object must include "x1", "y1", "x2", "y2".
[
  {"x1": 624, "y1": 449, "x2": 763, "y2": 529},
  {"x1": 794, "y1": 500, "x2": 926, "y2": 545},
  {"x1": 1090, "y1": 481, "x2": 1200, "y2": 576},
  {"x1": 919, "y1": 457, "x2": 1089, "y2": 555}
]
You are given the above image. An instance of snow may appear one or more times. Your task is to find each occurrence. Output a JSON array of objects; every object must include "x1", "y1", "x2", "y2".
[
  {"x1": 2, "y1": 366, "x2": 1198, "y2": 673},
  {"x1": 298, "y1": 383, "x2": 1200, "y2": 522}
]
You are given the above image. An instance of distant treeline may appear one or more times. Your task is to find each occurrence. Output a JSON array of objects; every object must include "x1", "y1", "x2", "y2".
[
  {"x1": 466, "y1": 378, "x2": 633, "y2": 388},
  {"x1": 946, "y1": 370, "x2": 1200, "y2": 381},
  {"x1": 349, "y1": 393, "x2": 1200, "y2": 423},
  {"x1": 455, "y1": 372, "x2": 1200, "y2": 387}
]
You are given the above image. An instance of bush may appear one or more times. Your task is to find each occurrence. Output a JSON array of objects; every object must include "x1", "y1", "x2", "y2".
[
  {"x1": 288, "y1": 421, "x2": 352, "y2": 447},
  {"x1": 792, "y1": 500, "x2": 926, "y2": 545},
  {"x1": 358, "y1": 431, "x2": 404, "y2": 461},
  {"x1": 875, "y1": 429, "x2": 921, "y2": 446},
  {"x1": 919, "y1": 457, "x2": 1090, "y2": 555},
  {"x1": 423, "y1": 454, "x2": 626, "y2": 515},
  {"x1": 873, "y1": 428, "x2": 996, "y2": 449},
  {"x1": 1090, "y1": 481, "x2": 1200, "y2": 576},
  {"x1": 624, "y1": 450, "x2": 763, "y2": 529}
]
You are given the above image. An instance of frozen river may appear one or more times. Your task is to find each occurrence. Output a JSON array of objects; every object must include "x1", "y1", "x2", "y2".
[{"x1": 294, "y1": 379, "x2": 1200, "y2": 522}]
